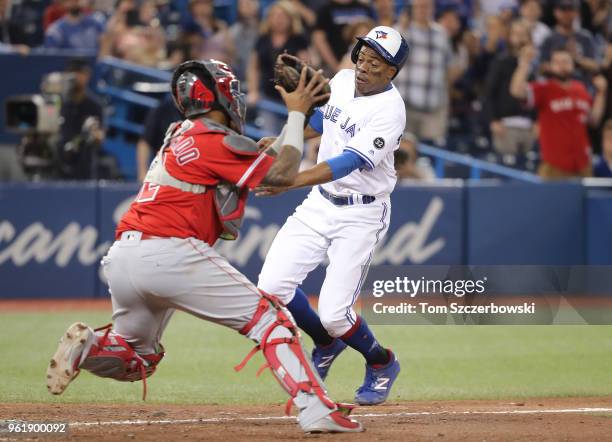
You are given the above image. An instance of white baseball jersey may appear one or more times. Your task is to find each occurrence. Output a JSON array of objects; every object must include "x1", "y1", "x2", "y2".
[{"x1": 316, "y1": 69, "x2": 406, "y2": 197}]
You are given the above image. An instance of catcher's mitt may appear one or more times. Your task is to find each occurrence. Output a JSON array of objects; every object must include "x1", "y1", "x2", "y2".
[{"x1": 273, "y1": 53, "x2": 331, "y2": 117}]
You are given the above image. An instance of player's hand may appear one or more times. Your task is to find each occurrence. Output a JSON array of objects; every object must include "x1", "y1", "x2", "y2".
[
  {"x1": 593, "y1": 75, "x2": 608, "y2": 93},
  {"x1": 254, "y1": 184, "x2": 290, "y2": 197},
  {"x1": 275, "y1": 67, "x2": 330, "y2": 115}
]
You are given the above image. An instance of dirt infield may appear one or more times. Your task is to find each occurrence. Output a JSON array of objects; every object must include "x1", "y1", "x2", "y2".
[{"x1": 2, "y1": 397, "x2": 611, "y2": 441}]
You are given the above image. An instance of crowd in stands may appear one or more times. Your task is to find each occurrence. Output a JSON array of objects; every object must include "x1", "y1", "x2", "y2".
[{"x1": 1, "y1": 0, "x2": 612, "y2": 180}]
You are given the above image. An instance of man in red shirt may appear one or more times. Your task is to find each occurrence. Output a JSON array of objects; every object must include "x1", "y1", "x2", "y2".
[
  {"x1": 511, "y1": 46, "x2": 607, "y2": 179},
  {"x1": 45, "y1": 60, "x2": 363, "y2": 433}
]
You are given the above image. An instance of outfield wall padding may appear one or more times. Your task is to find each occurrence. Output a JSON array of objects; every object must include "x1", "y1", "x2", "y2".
[{"x1": 0, "y1": 182, "x2": 608, "y2": 298}]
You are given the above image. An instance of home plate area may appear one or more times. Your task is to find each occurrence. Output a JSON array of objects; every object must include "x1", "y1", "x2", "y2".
[{"x1": 2, "y1": 397, "x2": 611, "y2": 441}]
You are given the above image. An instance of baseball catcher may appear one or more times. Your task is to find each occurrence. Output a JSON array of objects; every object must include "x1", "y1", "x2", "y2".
[{"x1": 46, "y1": 59, "x2": 363, "y2": 433}]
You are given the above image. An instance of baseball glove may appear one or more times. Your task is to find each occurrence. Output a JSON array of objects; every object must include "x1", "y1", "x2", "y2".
[{"x1": 273, "y1": 53, "x2": 331, "y2": 118}]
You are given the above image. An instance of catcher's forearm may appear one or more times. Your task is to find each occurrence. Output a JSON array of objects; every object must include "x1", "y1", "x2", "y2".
[
  {"x1": 262, "y1": 112, "x2": 305, "y2": 186},
  {"x1": 262, "y1": 146, "x2": 302, "y2": 186}
]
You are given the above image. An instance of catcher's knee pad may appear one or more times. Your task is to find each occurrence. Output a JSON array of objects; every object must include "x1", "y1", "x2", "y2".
[
  {"x1": 236, "y1": 292, "x2": 338, "y2": 429},
  {"x1": 80, "y1": 324, "x2": 164, "y2": 399}
]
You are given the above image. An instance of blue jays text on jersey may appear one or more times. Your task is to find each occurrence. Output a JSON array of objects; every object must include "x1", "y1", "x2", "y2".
[{"x1": 322, "y1": 104, "x2": 358, "y2": 138}]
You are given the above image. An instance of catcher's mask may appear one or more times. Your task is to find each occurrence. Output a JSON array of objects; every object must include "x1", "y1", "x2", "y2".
[
  {"x1": 171, "y1": 59, "x2": 246, "y2": 133},
  {"x1": 350, "y1": 26, "x2": 409, "y2": 80}
]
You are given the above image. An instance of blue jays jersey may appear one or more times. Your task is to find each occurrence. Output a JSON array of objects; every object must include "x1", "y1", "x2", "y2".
[{"x1": 314, "y1": 69, "x2": 405, "y2": 196}]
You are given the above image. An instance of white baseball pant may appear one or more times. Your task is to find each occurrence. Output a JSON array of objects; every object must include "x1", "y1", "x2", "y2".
[{"x1": 258, "y1": 188, "x2": 390, "y2": 337}]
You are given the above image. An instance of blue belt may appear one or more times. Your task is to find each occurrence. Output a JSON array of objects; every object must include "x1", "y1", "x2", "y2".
[{"x1": 318, "y1": 186, "x2": 376, "y2": 206}]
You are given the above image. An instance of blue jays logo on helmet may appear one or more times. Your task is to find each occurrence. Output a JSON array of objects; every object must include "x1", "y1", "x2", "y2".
[
  {"x1": 351, "y1": 26, "x2": 410, "y2": 79},
  {"x1": 374, "y1": 30, "x2": 388, "y2": 40}
]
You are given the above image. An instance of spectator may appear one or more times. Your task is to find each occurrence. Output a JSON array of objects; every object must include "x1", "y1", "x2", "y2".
[
  {"x1": 510, "y1": 46, "x2": 608, "y2": 179},
  {"x1": 394, "y1": 134, "x2": 436, "y2": 182},
  {"x1": 519, "y1": 0, "x2": 551, "y2": 48},
  {"x1": 247, "y1": 0, "x2": 309, "y2": 133},
  {"x1": 472, "y1": 13, "x2": 510, "y2": 86},
  {"x1": 479, "y1": 0, "x2": 517, "y2": 19},
  {"x1": 5, "y1": 0, "x2": 47, "y2": 46},
  {"x1": 0, "y1": 0, "x2": 28, "y2": 53},
  {"x1": 540, "y1": 0, "x2": 600, "y2": 84},
  {"x1": 603, "y1": 41, "x2": 612, "y2": 122},
  {"x1": 287, "y1": 0, "x2": 316, "y2": 29},
  {"x1": 373, "y1": 0, "x2": 397, "y2": 28},
  {"x1": 438, "y1": 7, "x2": 474, "y2": 140},
  {"x1": 580, "y1": 0, "x2": 610, "y2": 40},
  {"x1": 485, "y1": 20, "x2": 536, "y2": 158},
  {"x1": 229, "y1": 0, "x2": 260, "y2": 81},
  {"x1": 99, "y1": 0, "x2": 136, "y2": 57},
  {"x1": 100, "y1": 0, "x2": 166, "y2": 67},
  {"x1": 396, "y1": 0, "x2": 452, "y2": 145},
  {"x1": 184, "y1": 0, "x2": 234, "y2": 64},
  {"x1": 437, "y1": 7, "x2": 469, "y2": 85},
  {"x1": 44, "y1": 0, "x2": 105, "y2": 52},
  {"x1": 44, "y1": 0, "x2": 67, "y2": 32},
  {"x1": 338, "y1": 18, "x2": 375, "y2": 70},
  {"x1": 312, "y1": 0, "x2": 373, "y2": 73},
  {"x1": 136, "y1": 95, "x2": 182, "y2": 182},
  {"x1": 593, "y1": 119, "x2": 612, "y2": 177},
  {"x1": 540, "y1": 0, "x2": 557, "y2": 28},
  {"x1": 436, "y1": 0, "x2": 475, "y2": 26},
  {"x1": 56, "y1": 59, "x2": 106, "y2": 179}
]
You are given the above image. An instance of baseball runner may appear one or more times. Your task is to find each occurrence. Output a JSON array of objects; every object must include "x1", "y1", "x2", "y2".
[
  {"x1": 257, "y1": 26, "x2": 409, "y2": 405},
  {"x1": 46, "y1": 59, "x2": 364, "y2": 433}
]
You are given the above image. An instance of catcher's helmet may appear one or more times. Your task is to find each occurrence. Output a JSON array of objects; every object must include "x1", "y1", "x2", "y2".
[
  {"x1": 350, "y1": 26, "x2": 409, "y2": 79},
  {"x1": 171, "y1": 59, "x2": 246, "y2": 132}
]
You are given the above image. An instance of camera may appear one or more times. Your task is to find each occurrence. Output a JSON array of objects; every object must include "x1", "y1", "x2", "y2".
[{"x1": 5, "y1": 72, "x2": 76, "y2": 135}]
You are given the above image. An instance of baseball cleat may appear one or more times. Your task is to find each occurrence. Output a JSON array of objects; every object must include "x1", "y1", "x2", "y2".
[
  {"x1": 354, "y1": 350, "x2": 400, "y2": 406},
  {"x1": 301, "y1": 410, "x2": 364, "y2": 433},
  {"x1": 46, "y1": 322, "x2": 94, "y2": 395},
  {"x1": 311, "y1": 338, "x2": 347, "y2": 380}
]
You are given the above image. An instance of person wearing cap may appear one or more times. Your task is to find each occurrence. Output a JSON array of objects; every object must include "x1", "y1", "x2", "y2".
[
  {"x1": 540, "y1": 0, "x2": 599, "y2": 84},
  {"x1": 394, "y1": 0, "x2": 453, "y2": 146},
  {"x1": 256, "y1": 25, "x2": 409, "y2": 406}
]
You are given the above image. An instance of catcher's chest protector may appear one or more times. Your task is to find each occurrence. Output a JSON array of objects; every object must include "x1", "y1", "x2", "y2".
[{"x1": 147, "y1": 118, "x2": 261, "y2": 240}]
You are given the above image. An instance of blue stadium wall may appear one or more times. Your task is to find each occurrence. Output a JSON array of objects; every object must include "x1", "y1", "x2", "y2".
[{"x1": 1, "y1": 182, "x2": 610, "y2": 299}]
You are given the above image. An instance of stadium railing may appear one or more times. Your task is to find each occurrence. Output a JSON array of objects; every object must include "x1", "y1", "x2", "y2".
[
  {"x1": 417, "y1": 144, "x2": 542, "y2": 183},
  {"x1": 95, "y1": 57, "x2": 544, "y2": 183}
]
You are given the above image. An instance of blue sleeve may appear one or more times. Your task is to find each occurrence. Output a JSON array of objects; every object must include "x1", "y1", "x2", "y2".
[
  {"x1": 308, "y1": 108, "x2": 324, "y2": 134},
  {"x1": 326, "y1": 150, "x2": 367, "y2": 180}
]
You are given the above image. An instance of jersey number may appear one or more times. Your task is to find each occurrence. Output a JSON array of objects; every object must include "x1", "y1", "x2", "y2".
[
  {"x1": 171, "y1": 136, "x2": 199, "y2": 166},
  {"x1": 136, "y1": 182, "x2": 160, "y2": 203}
]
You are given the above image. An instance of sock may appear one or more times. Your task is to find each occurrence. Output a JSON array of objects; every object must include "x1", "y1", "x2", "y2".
[
  {"x1": 340, "y1": 316, "x2": 390, "y2": 366},
  {"x1": 286, "y1": 287, "x2": 334, "y2": 346}
]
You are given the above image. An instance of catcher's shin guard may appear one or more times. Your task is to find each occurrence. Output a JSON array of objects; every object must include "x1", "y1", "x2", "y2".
[
  {"x1": 47, "y1": 322, "x2": 164, "y2": 400},
  {"x1": 235, "y1": 293, "x2": 363, "y2": 432}
]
